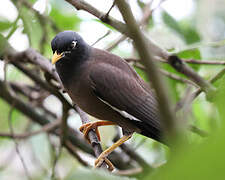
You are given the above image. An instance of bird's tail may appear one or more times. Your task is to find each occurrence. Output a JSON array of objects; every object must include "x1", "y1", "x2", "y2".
[{"x1": 132, "y1": 120, "x2": 165, "y2": 144}]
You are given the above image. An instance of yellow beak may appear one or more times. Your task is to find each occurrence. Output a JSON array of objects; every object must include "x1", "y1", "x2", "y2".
[{"x1": 51, "y1": 51, "x2": 63, "y2": 64}]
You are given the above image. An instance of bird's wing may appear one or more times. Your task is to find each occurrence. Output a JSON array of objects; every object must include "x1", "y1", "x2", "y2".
[{"x1": 89, "y1": 62, "x2": 161, "y2": 130}]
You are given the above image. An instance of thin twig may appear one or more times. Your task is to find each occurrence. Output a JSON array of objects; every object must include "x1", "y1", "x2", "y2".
[
  {"x1": 52, "y1": 104, "x2": 70, "y2": 179},
  {"x1": 183, "y1": 59, "x2": 225, "y2": 65},
  {"x1": 189, "y1": 125, "x2": 208, "y2": 137},
  {"x1": 134, "y1": 63, "x2": 198, "y2": 87},
  {"x1": 176, "y1": 67, "x2": 225, "y2": 111},
  {"x1": 160, "y1": 69, "x2": 198, "y2": 87},
  {"x1": 113, "y1": 127, "x2": 152, "y2": 170},
  {"x1": 8, "y1": 107, "x2": 32, "y2": 180},
  {"x1": 168, "y1": 55, "x2": 216, "y2": 93},
  {"x1": 0, "y1": 119, "x2": 60, "y2": 139},
  {"x1": 64, "y1": 141, "x2": 89, "y2": 166},
  {"x1": 114, "y1": 167, "x2": 142, "y2": 176},
  {"x1": 6, "y1": 16, "x2": 20, "y2": 40},
  {"x1": 91, "y1": 30, "x2": 111, "y2": 46},
  {"x1": 105, "y1": 35, "x2": 127, "y2": 51},
  {"x1": 100, "y1": 0, "x2": 116, "y2": 21},
  {"x1": 105, "y1": 1, "x2": 155, "y2": 52},
  {"x1": 126, "y1": 57, "x2": 225, "y2": 65},
  {"x1": 51, "y1": 143, "x2": 62, "y2": 180}
]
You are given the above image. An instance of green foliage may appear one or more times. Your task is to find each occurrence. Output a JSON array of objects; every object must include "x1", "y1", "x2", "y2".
[
  {"x1": 50, "y1": 8, "x2": 81, "y2": 30},
  {"x1": 134, "y1": 66, "x2": 149, "y2": 82},
  {"x1": 147, "y1": 129, "x2": 225, "y2": 180},
  {"x1": 214, "y1": 74, "x2": 225, "y2": 121},
  {"x1": 0, "y1": 19, "x2": 12, "y2": 31},
  {"x1": 0, "y1": 100, "x2": 26, "y2": 135},
  {"x1": 177, "y1": 48, "x2": 201, "y2": 60},
  {"x1": 19, "y1": 7, "x2": 43, "y2": 49},
  {"x1": 162, "y1": 11, "x2": 201, "y2": 44}
]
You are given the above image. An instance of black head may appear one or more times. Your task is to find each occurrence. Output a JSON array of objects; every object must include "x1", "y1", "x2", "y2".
[{"x1": 51, "y1": 31, "x2": 90, "y2": 64}]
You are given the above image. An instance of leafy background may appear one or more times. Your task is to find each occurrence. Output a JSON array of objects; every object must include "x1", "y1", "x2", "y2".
[{"x1": 0, "y1": 0, "x2": 225, "y2": 179}]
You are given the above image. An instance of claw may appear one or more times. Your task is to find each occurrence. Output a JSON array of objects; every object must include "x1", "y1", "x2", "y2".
[
  {"x1": 79, "y1": 121, "x2": 117, "y2": 171},
  {"x1": 79, "y1": 122, "x2": 101, "y2": 143},
  {"x1": 95, "y1": 157, "x2": 114, "y2": 171},
  {"x1": 79, "y1": 121, "x2": 116, "y2": 143}
]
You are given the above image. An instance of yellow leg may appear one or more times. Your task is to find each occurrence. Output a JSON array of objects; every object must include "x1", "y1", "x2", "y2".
[
  {"x1": 79, "y1": 120, "x2": 116, "y2": 143},
  {"x1": 79, "y1": 121, "x2": 117, "y2": 171},
  {"x1": 95, "y1": 134, "x2": 133, "y2": 168},
  {"x1": 104, "y1": 158, "x2": 114, "y2": 171}
]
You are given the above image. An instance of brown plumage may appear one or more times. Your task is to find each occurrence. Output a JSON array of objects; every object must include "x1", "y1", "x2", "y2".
[{"x1": 51, "y1": 31, "x2": 163, "y2": 169}]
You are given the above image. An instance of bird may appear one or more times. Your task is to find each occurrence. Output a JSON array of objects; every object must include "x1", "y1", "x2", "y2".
[{"x1": 51, "y1": 31, "x2": 162, "y2": 170}]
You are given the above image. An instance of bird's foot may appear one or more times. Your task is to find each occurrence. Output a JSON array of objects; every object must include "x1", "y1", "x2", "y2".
[
  {"x1": 94, "y1": 134, "x2": 132, "y2": 171},
  {"x1": 79, "y1": 121, "x2": 116, "y2": 143},
  {"x1": 95, "y1": 157, "x2": 114, "y2": 171},
  {"x1": 79, "y1": 122, "x2": 101, "y2": 143}
]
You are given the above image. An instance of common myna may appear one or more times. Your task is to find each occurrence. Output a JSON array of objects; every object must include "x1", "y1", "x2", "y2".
[{"x1": 51, "y1": 31, "x2": 162, "y2": 170}]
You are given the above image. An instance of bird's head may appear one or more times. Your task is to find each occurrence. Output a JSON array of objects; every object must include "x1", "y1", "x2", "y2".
[{"x1": 51, "y1": 31, "x2": 89, "y2": 64}]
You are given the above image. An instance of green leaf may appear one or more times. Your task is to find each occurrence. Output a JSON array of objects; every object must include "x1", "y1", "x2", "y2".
[
  {"x1": 162, "y1": 11, "x2": 201, "y2": 45},
  {"x1": 214, "y1": 74, "x2": 225, "y2": 121},
  {"x1": 183, "y1": 27, "x2": 201, "y2": 45},
  {"x1": 50, "y1": 8, "x2": 81, "y2": 30},
  {"x1": 137, "y1": 0, "x2": 146, "y2": 9},
  {"x1": 19, "y1": 7, "x2": 42, "y2": 48},
  {"x1": 165, "y1": 77, "x2": 181, "y2": 103},
  {"x1": 134, "y1": 66, "x2": 149, "y2": 82},
  {"x1": 160, "y1": 63, "x2": 186, "y2": 78},
  {"x1": 0, "y1": 19, "x2": 12, "y2": 31},
  {"x1": 162, "y1": 11, "x2": 183, "y2": 37},
  {"x1": 147, "y1": 128, "x2": 225, "y2": 180},
  {"x1": 177, "y1": 49, "x2": 201, "y2": 60}
]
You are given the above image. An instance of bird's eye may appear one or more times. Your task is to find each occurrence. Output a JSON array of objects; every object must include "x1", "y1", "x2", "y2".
[{"x1": 70, "y1": 41, "x2": 77, "y2": 49}]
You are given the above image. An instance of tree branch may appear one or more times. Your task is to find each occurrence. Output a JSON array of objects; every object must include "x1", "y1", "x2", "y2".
[
  {"x1": 176, "y1": 67, "x2": 225, "y2": 111},
  {"x1": 115, "y1": 0, "x2": 178, "y2": 141},
  {"x1": 134, "y1": 63, "x2": 198, "y2": 87},
  {"x1": 0, "y1": 119, "x2": 60, "y2": 139},
  {"x1": 74, "y1": 105, "x2": 109, "y2": 169},
  {"x1": 168, "y1": 56, "x2": 216, "y2": 93},
  {"x1": 126, "y1": 57, "x2": 225, "y2": 65}
]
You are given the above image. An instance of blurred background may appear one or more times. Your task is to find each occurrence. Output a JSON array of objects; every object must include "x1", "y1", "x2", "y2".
[{"x1": 0, "y1": 0, "x2": 225, "y2": 179}]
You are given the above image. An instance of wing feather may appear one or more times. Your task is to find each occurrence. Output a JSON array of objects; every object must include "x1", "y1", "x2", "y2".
[{"x1": 89, "y1": 63, "x2": 161, "y2": 131}]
